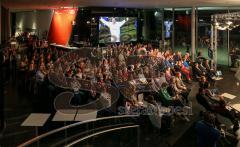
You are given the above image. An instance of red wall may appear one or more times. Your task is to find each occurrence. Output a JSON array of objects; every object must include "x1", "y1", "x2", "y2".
[{"x1": 48, "y1": 8, "x2": 77, "y2": 45}]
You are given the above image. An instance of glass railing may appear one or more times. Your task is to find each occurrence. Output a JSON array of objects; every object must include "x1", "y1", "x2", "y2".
[{"x1": 18, "y1": 115, "x2": 139, "y2": 147}]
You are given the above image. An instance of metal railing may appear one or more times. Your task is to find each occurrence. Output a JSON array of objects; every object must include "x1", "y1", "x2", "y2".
[
  {"x1": 65, "y1": 125, "x2": 140, "y2": 147},
  {"x1": 18, "y1": 115, "x2": 139, "y2": 147}
]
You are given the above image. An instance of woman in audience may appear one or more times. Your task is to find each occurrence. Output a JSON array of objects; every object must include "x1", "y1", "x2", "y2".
[{"x1": 176, "y1": 60, "x2": 192, "y2": 82}]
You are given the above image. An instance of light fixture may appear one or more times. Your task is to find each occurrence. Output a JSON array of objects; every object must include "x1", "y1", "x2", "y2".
[
  {"x1": 226, "y1": 21, "x2": 233, "y2": 25},
  {"x1": 72, "y1": 20, "x2": 76, "y2": 25},
  {"x1": 55, "y1": 11, "x2": 62, "y2": 15},
  {"x1": 217, "y1": 26, "x2": 227, "y2": 30},
  {"x1": 69, "y1": 9, "x2": 76, "y2": 15},
  {"x1": 213, "y1": 11, "x2": 240, "y2": 31}
]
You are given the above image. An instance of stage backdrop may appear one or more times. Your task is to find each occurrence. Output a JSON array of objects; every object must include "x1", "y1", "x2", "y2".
[{"x1": 48, "y1": 8, "x2": 77, "y2": 46}]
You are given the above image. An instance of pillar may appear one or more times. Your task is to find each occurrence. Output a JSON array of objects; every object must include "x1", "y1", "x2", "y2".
[
  {"x1": 191, "y1": 6, "x2": 196, "y2": 61},
  {"x1": 0, "y1": 2, "x2": 2, "y2": 44}
]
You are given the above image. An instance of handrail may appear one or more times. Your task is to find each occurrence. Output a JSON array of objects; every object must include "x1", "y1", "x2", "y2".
[
  {"x1": 65, "y1": 125, "x2": 140, "y2": 147},
  {"x1": 51, "y1": 122, "x2": 136, "y2": 147},
  {"x1": 18, "y1": 115, "x2": 139, "y2": 147}
]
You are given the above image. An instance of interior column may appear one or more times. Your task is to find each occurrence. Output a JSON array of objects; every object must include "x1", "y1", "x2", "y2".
[
  {"x1": 191, "y1": 6, "x2": 196, "y2": 61},
  {"x1": 0, "y1": 2, "x2": 2, "y2": 44}
]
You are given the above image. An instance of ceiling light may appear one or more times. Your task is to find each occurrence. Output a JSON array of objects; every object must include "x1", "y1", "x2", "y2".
[
  {"x1": 217, "y1": 26, "x2": 227, "y2": 30},
  {"x1": 226, "y1": 21, "x2": 233, "y2": 25}
]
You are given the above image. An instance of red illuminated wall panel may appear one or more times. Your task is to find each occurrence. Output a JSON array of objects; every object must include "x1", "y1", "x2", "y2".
[{"x1": 48, "y1": 8, "x2": 77, "y2": 45}]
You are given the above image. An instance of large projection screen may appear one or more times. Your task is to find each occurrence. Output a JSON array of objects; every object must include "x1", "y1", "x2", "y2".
[{"x1": 99, "y1": 17, "x2": 137, "y2": 43}]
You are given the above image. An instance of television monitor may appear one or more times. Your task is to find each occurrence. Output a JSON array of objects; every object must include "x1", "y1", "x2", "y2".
[{"x1": 99, "y1": 17, "x2": 137, "y2": 43}]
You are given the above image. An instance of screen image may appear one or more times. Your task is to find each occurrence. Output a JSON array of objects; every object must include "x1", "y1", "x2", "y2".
[{"x1": 99, "y1": 17, "x2": 137, "y2": 43}]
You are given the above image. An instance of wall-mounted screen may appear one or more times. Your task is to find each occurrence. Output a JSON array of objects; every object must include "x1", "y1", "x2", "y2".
[{"x1": 99, "y1": 17, "x2": 137, "y2": 43}]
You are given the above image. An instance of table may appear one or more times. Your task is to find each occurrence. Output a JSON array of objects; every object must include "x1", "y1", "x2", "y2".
[
  {"x1": 74, "y1": 109, "x2": 97, "y2": 121},
  {"x1": 21, "y1": 113, "x2": 51, "y2": 127},
  {"x1": 21, "y1": 113, "x2": 51, "y2": 147},
  {"x1": 52, "y1": 109, "x2": 77, "y2": 122},
  {"x1": 222, "y1": 93, "x2": 240, "y2": 112},
  {"x1": 221, "y1": 93, "x2": 237, "y2": 100}
]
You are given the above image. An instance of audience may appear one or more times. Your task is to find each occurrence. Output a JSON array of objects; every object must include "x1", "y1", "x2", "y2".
[{"x1": 2, "y1": 34, "x2": 239, "y2": 146}]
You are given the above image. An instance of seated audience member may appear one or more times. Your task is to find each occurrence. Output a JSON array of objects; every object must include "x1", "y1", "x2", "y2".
[
  {"x1": 125, "y1": 98, "x2": 136, "y2": 114},
  {"x1": 196, "y1": 88, "x2": 237, "y2": 124},
  {"x1": 164, "y1": 55, "x2": 174, "y2": 69},
  {"x1": 75, "y1": 68, "x2": 83, "y2": 79},
  {"x1": 192, "y1": 62, "x2": 205, "y2": 79},
  {"x1": 173, "y1": 51, "x2": 182, "y2": 62},
  {"x1": 200, "y1": 76, "x2": 219, "y2": 97},
  {"x1": 167, "y1": 77, "x2": 182, "y2": 100},
  {"x1": 184, "y1": 52, "x2": 191, "y2": 64},
  {"x1": 203, "y1": 59, "x2": 216, "y2": 77},
  {"x1": 176, "y1": 61, "x2": 192, "y2": 82},
  {"x1": 154, "y1": 72, "x2": 167, "y2": 88},
  {"x1": 99, "y1": 87, "x2": 111, "y2": 108},
  {"x1": 198, "y1": 60, "x2": 207, "y2": 73},
  {"x1": 199, "y1": 76, "x2": 209, "y2": 89},
  {"x1": 196, "y1": 50, "x2": 206, "y2": 63},
  {"x1": 175, "y1": 72, "x2": 190, "y2": 103},
  {"x1": 145, "y1": 95, "x2": 163, "y2": 129},
  {"x1": 165, "y1": 67, "x2": 172, "y2": 83},
  {"x1": 36, "y1": 65, "x2": 47, "y2": 83},
  {"x1": 195, "y1": 111, "x2": 221, "y2": 147},
  {"x1": 167, "y1": 78, "x2": 188, "y2": 108},
  {"x1": 35, "y1": 65, "x2": 47, "y2": 97},
  {"x1": 138, "y1": 68, "x2": 148, "y2": 84},
  {"x1": 124, "y1": 83, "x2": 143, "y2": 107}
]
